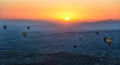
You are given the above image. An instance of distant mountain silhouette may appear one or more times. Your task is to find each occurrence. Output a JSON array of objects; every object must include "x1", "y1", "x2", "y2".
[
  {"x1": 95, "y1": 19, "x2": 120, "y2": 23},
  {"x1": 0, "y1": 19, "x2": 120, "y2": 32}
]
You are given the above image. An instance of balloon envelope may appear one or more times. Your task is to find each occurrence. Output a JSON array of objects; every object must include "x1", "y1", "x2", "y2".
[
  {"x1": 96, "y1": 31, "x2": 99, "y2": 35},
  {"x1": 73, "y1": 45, "x2": 77, "y2": 48},
  {"x1": 104, "y1": 37, "x2": 112, "y2": 45},
  {"x1": 22, "y1": 32, "x2": 27, "y2": 37},
  {"x1": 79, "y1": 37, "x2": 82, "y2": 41},
  {"x1": 27, "y1": 26, "x2": 30, "y2": 30},
  {"x1": 3, "y1": 25, "x2": 7, "y2": 30}
]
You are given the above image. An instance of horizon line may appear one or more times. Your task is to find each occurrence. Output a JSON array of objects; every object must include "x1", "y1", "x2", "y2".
[{"x1": 0, "y1": 18, "x2": 120, "y2": 22}]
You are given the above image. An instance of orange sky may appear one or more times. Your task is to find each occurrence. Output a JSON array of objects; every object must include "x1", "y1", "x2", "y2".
[{"x1": 0, "y1": 0, "x2": 120, "y2": 22}]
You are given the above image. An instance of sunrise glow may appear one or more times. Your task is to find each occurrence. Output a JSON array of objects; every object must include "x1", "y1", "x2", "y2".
[
  {"x1": 0, "y1": 0, "x2": 120, "y2": 22},
  {"x1": 65, "y1": 17, "x2": 69, "y2": 21}
]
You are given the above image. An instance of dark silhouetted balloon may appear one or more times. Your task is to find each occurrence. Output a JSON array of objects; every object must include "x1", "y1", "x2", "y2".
[
  {"x1": 96, "y1": 31, "x2": 99, "y2": 35},
  {"x1": 73, "y1": 45, "x2": 77, "y2": 48},
  {"x1": 79, "y1": 37, "x2": 82, "y2": 41},
  {"x1": 104, "y1": 37, "x2": 112, "y2": 45},
  {"x1": 3, "y1": 25, "x2": 7, "y2": 30},
  {"x1": 22, "y1": 32, "x2": 28, "y2": 37},
  {"x1": 27, "y1": 26, "x2": 30, "y2": 30}
]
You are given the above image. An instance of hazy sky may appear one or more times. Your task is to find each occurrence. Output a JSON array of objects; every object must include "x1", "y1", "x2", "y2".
[{"x1": 0, "y1": 0, "x2": 120, "y2": 22}]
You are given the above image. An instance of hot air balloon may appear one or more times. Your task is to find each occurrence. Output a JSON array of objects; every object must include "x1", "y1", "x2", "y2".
[
  {"x1": 104, "y1": 37, "x2": 112, "y2": 45},
  {"x1": 22, "y1": 32, "x2": 28, "y2": 37},
  {"x1": 3, "y1": 25, "x2": 7, "y2": 30},
  {"x1": 73, "y1": 45, "x2": 77, "y2": 48},
  {"x1": 79, "y1": 37, "x2": 82, "y2": 41},
  {"x1": 96, "y1": 31, "x2": 99, "y2": 35},
  {"x1": 27, "y1": 26, "x2": 30, "y2": 30}
]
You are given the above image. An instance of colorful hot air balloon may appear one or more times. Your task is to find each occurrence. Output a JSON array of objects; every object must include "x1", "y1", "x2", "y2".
[
  {"x1": 3, "y1": 25, "x2": 7, "y2": 30},
  {"x1": 22, "y1": 32, "x2": 28, "y2": 37},
  {"x1": 104, "y1": 37, "x2": 112, "y2": 45}
]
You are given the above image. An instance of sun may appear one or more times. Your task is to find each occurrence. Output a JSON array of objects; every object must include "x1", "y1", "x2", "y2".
[{"x1": 65, "y1": 17, "x2": 69, "y2": 21}]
